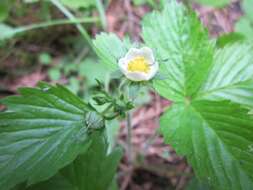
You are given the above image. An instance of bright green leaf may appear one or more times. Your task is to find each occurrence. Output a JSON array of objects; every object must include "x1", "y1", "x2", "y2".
[
  {"x1": 142, "y1": 0, "x2": 214, "y2": 101},
  {"x1": 62, "y1": 132, "x2": 122, "y2": 190},
  {"x1": 0, "y1": 83, "x2": 92, "y2": 190},
  {"x1": 160, "y1": 101, "x2": 253, "y2": 190},
  {"x1": 196, "y1": 43, "x2": 253, "y2": 107},
  {"x1": 93, "y1": 33, "x2": 130, "y2": 72}
]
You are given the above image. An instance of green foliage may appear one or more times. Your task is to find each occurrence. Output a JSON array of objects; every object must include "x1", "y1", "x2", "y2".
[
  {"x1": 142, "y1": 0, "x2": 214, "y2": 101},
  {"x1": 196, "y1": 43, "x2": 253, "y2": 107},
  {"x1": 62, "y1": 132, "x2": 122, "y2": 190},
  {"x1": 0, "y1": 83, "x2": 92, "y2": 190},
  {"x1": 93, "y1": 33, "x2": 131, "y2": 72},
  {"x1": 192, "y1": 0, "x2": 230, "y2": 7},
  {"x1": 160, "y1": 101, "x2": 253, "y2": 189},
  {"x1": 140, "y1": 1, "x2": 253, "y2": 189}
]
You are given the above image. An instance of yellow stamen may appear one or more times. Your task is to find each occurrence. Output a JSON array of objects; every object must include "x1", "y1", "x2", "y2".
[{"x1": 127, "y1": 57, "x2": 150, "y2": 73}]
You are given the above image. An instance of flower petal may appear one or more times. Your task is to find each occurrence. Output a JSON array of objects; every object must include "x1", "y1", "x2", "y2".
[
  {"x1": 125, "y1": 71, "x2": 148, "y2": 81},
  {"x1": 145, "y1": 61, "x2": 159, "y2": 80},
  {"x1": 139, "y1": 47, "x2": 155, "y2": 64}
]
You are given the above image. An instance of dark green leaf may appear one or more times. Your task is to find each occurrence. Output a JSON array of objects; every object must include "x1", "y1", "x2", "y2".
[
  {"x1": 0, "y1": 83, "x2": 92, "y2": 190},
  {"x1": 62, "y1": 132, "x2": 122, "y2": 190},
  {"x1": 160, "y1": 101, "x2": 253, "y2": 190}
]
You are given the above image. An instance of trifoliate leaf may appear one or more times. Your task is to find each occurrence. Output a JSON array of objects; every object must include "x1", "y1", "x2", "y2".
[
  {"x1": 93, "y1": 33, "x2": 130, "y2": 71},
  {"x1": 142, "y1": 0, "x2": 214, "y2": 101},
  {"x1": 196, "y1": 43, "x2": 253, "y2": 107},
  {"x1": 0, "y1": 83, "x2": 92, "y2": 190},
  {"x1": 160, "y1": 101, "x2": 253, "y2": 190},
  {"x1": 62, "y1": 132, "x2": 122, "y2": 190}
]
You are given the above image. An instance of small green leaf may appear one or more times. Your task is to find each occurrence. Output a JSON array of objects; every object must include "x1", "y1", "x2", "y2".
[
  {"x1": 93, "y1": 33, "x2": 130, "y2": 72},
  {"x1": 0, "y1": 83, "x2": 92, "y2": 190},
  {"x1": 62, "y1": 132, "x2": 122, "y2": 190},
  {"x1": 142, "y1": 0, "x2": 214, "y2": 101},
  {"x1": 160, "y1": 101, "x2": 253, "y2": 190}
]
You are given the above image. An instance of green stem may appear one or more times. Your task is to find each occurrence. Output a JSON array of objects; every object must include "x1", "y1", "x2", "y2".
[
  {"x1": 14, "y1": 17, "x2": 99, "y2": 34},
  {"x1": 126, "y1": 111, "x2": 133, "y2": 163},
  {"x1": 50, "y1": 0, "x2": 95, "y2": 52}
]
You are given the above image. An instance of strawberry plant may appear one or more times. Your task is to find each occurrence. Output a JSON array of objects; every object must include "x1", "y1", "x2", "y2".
[{"x1": 0, "y1": 1, "x2": 253, "y2": 190}]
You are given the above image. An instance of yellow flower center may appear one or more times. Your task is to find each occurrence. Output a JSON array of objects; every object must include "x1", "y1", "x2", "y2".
[{"x1": 127, "y1": 57, "x2": 150, "y2": 73}]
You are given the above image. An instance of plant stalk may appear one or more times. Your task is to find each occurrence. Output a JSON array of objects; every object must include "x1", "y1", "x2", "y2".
[{"x1": 126, "y1": 111, "x2": 133, "y2": 163}]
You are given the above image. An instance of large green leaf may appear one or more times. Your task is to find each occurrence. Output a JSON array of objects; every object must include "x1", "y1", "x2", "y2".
[
  {"x1": 62, "y1": 132, "x2": 122, "y2": 190},
  {"x1": 160, "y1": 101, "x2": 253, "y2": 190},
  {"x1": 142, "y1": 0, "x2": 214, "y2": 101},
  {"x1": 0, "y1": 83, "x2": 92, "y2": 190},
  {"x1": 196, "y1": 43, "x2": 253, "y2": 107}
]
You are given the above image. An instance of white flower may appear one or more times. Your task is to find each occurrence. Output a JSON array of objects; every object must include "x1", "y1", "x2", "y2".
[{"x1": 118, "y1": 47, "x2": 159, "y2": 81}]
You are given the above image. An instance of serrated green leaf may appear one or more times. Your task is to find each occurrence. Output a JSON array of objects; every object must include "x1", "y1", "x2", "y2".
[
  {"x1": 93, "y1": 33, "x2": 130, "y2": 72},
  {"x1": 160, "y1": 101, "x2": 253, "y2": 190},
  {"x1": 196, "y1": 43, "x2": 253, "y2": 107},
  {"x1": 62, "y1": 132, "x2": 122, "y2": 190},
  {"x1": 142, "y1": 0, "x2": 214, "y2": 101},
  {"x1": 0, "y1": 83, "x2": 92, "y2": 190}
]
